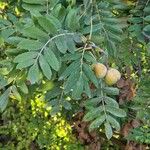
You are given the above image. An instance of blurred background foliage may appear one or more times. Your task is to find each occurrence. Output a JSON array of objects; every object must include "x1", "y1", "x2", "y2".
[{"x1": 0, "y1": 95, "x2": 84, "y2": 150}]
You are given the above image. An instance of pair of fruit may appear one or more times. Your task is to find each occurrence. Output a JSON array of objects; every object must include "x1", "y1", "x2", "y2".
[{"x1": 93, "y1": 63, "x2": 121, "y2": 85}]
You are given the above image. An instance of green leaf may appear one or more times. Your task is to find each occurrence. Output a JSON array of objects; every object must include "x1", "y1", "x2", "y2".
[
  {"x1": 85, "y1": 97, "x2": 103, "y2": 107},
  {"x1": 64, "y1": 69, "x2": 80, "y2": 93},
  {"x1": 84, "y1": 52, "x2": 97, "y2": 63},
  {"x1": 6, "y1": 37, "x2": 26, "y2": 45},
  {"x1": 39, "y1": 55, "x2": 52, "y2": 80},
  {"x1": 106, "y1": 105, "x2": 126, "y2": 117},
  {"x1": 55, "y1": 36, "x2": 68, "y2": 54},
  {"x1": 0, "y1": 75, "x2": 8, "y2": 90},
  {"x1": 50, "y1": 106, "x2": 60, "y2": 116},
  {"x1": 27, "y1": 64, "x2": 40, "y2": 84},
  {"x1": 89, "y1": 115, "x2": 105, "y2": 131},
  {"x1": 91, "y1": 35, "x2": 105, "y2": 45},
  {"x1": 143, "y1": 25, "x2": 150, "y2": 37},
  {"x1": 17, "y1": 39, "x2": 43, "y2": 50},
  {"x1": 146, "y1": 42, "x2": 150, "y2": 56},
  {"x1": 106, "y1": 40, "x2": 117, "y2": 57},
  {"x1": 62, "y1": 53, "x2": 81, "y2": 61},
  {"x1": 107, "y1": 115, "x2": 120, "y2": 131},
  {"x1": 22, "y1": 26, "x2": 49, "y2": 41},
  {"x1": 113, "y1": 4, "x2": 128, "y2": 10},
  {"x1": 0, "y1": 18, "x2": 12, "y2": 26},
  {"x1": 51, "y1": 3, "x2": 66, "y2": 22},
  {"x1": 1, "y1": 29, "x2": 15, "y2": 39},
  {"x1": 46, "y1": 14, "x2": 61, "y2": 29},
  {"x1": 49, "y1": 99, "x2": 60, "y2": 107},
  {"x1": 46, "y1": 86, "x2": 61, "y2": 100},
  {"x1": 99, "y1": 10, "x2": 111, "y2": 17},
  {"x1": 65, "y1": 9, "x2": 80, "y2": 31},
  {"x1": 105, "y1": 122, "x2": 113, "y2": 139},
  {"x1": 103, "y1": 87, "x2": 120, "y2": 95},
  {"x1": 83, "y1": 63, "x2": 98, "y2": 88},
  {"x1": 83, "y1": 74, "x2": 91, "y2": 98},
  {"x1": 44, "y1": 48, "x2": 60, "y2": 71},
  {"x1": 83, "y1": 0, "x2": 91, "y2": 9},
  {"x1": 0, "y1": 88, "x2": 10, "y2": 112},
  {"x1": 144, "y1": 15, "x2": 150, "y2": 22},
  {"x1": 62, "y1": 100, "x2": 72, "y2": 110},
  {"x1": 22, "y1": 4, "x2": 45, "y2": 13},
  {"x1": 17, "y1": 82, "x2": 29, "y2": 94},
  {"x1": 128, "y1": 17, "x2": 143, "y2": 24},
  {"x1": 109, "y1": 32, "x2": 122, "y2": 43},
  {"x1": 144, "y1": 6, "x2": 150, "y2": 13},
  {"x1": 83, "y1": 106, "x2": 103, "y2": 121},
  {"x1": 23, "y1": 0, "x2": 46, "y2": 4},
  {"x1": 59, "y1": 61, "x2": 80, "y2": 80},
  {"x1": 37, "y1": 16, "x2": 57, "y2": 34},
  {"x1": 144, "y1": 25, "x2": 150, "y2": 32},
  {"x1": 5, "y1": 48, "x2": 25, "y2": 56},
  {"x1": 104, "y1": 96, "x2": 119, "y2": 108},
  {"x1": 83, "y1": 80, "x2": 91, "y2": 98},
  {"x1": 82, "y1": 23, "x2": 103, "y2": 34},
  {"x1": 105, "y1": 25, "x2": 123, "y2": 35},
  {"x1": 47, "y1": 0, "x2": 59, "y2": 9},
  {"x1": 66, "y1": 35, "x2": 76, "y2": 53},
  {"x1": 72, "y1": 74, "x2": 84, "y2": 100},
  {"x1": 14, "y1": 52, "x2": 38, "y2": 63},
  {"x1": 102, "y1": 18, "x2": 120, "y2": 24},
  {"x1": 16, "y1": 59, "x2": 35, "y2": 69},
  {"x1": 11, "y1": 85, "x2": 21, "y2": 101},
  {"x1": 73, "y1": 34, "x2": 82, "y2": 43},
  {"x1": 48, "y1": 99, "x2": 59, "y2": 107}
]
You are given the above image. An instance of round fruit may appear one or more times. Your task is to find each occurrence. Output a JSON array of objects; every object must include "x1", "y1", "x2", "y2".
[
  {"x1": 105, "y1": 68, "x2": 121, "y2": 85},
  {"x1": 93, "y1": 63, "x2": 107, "y2": 78}
]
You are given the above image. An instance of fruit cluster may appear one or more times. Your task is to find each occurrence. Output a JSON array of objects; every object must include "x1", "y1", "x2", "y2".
[{"x1": 93, "y1": 63, "x2": 121, "y2": 85}]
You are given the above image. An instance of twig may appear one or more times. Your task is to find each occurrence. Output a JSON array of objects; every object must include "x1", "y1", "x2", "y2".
[
  {"x1": 46, "y1": 0, "x2": 49, "y2": 15},
  {"x1": 80, "y1": 43, "x2": 88, "y2": 74},
  {"x1": 94, "y1": 1, "x2": 110, "y2": 43},
  {"x1": 89, "y1": 0, "x2": 93, "y2": 40},
  {"x1": 34, "y1": 33, "x2": 75, "y2": 64},
  {"x1": 100, "y1": 80, "x2": 108, "y2": 121}
]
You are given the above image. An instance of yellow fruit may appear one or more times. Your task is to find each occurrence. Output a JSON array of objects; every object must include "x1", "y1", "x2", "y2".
[
  {"x1": 105, "y1": 68, "x2": 121, "y2": 85},
  {"x1": 93, "y1": 63, "x2": 107, "y2": 78}
]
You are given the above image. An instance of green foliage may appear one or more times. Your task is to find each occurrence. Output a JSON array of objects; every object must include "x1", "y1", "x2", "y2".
[
  {"x1": 0, "y1": 97, "x2": 83, "y2": 149},
  {"x1": 127, "y1": 125, "x2": 150, "y2": 144},
  {"x1": 0, "y1": 0, "x2": 150, "y2": 148},
  {"x1": 131, "y1": 75, "x2": 150, "y2": 124},
  {"x1": 83, "y1": 82, "x2": 126, "y2": 138}
]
